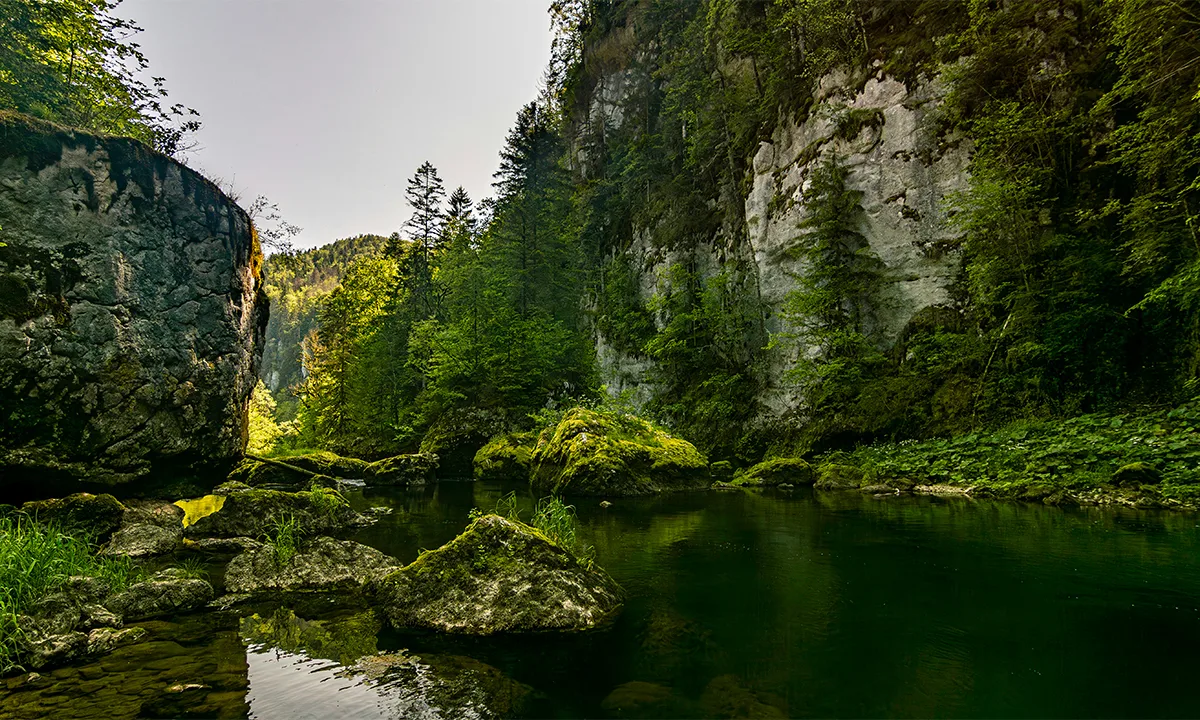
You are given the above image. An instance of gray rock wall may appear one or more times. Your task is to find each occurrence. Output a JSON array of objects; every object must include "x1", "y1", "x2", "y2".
[
  {"x1": 0, "y1": 112, "x2": 268, "y2": 497},
  {"x1": 594, "y1": 67, "x2": 968, "y2": 419}
]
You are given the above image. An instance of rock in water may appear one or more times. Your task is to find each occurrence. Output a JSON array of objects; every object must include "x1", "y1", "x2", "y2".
[
  {"x1": 0, "y1": 112, "x2": 268, "y2": 498},
  {"x1": 420, "y1": 407, "x2": 508, "y2": 477},
  {"x1": 732, "y1": 457, "x2": 815, "y2": 487},
  {"x1": 530, "y1": 408, "x2": 709, "y2": 496},
  {"x1": 182, "y1": 487, "x2": 369, "y2": 538},
  {"x1": 473, "y1": 432, "x2": 535, "y2": 481},
  {"x1": 373, "y1": 514, "x2": 623, "y2": 634},
  {"x1": 224, "y1": 536, "x2": 399, "y2": 595},
  {"x1": 365, "y1": 453, "x2": 439, "y2": 486},
  {"x1": 104, "y1": 577, "x2": 214, "y2": 620},
  {"x1": 101, "y1": 523, "x2": 180, "y2": 558}
]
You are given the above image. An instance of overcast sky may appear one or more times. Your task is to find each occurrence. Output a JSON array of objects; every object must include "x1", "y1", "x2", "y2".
[{"x1": 118, "y1": 0, "x2": 554, "y2": 250}]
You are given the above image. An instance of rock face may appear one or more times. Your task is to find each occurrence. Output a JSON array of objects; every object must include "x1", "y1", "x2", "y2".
[
  {"x1": 373, "y1": 515, "x2": 624, "y2": 635},
  {"x1": 588, "y1": 68, "x2": 969, "y2": 420},
  {"x1": 0, "y1": 112, "x2": 268, "y2": 498},
  {"x1": 530, "y1": 408, "x2": 709, "y2": 496},
  {"x1": 224, "y1": 536, "x2": 399, "y2": 595}
]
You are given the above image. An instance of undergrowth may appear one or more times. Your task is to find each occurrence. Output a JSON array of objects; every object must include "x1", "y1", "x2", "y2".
[
  {"x1": 825, "y1": 396, "x2": 1200, "y2": 499},
  {"x1": 469, "y1": 493, "x2": 595, "y2": 568},
  {"x1": 264, "y1": 514, "x2": 304, "y2": 566},
  {"x1": 0, "y1": 515, "x2": 144, "y2": 673}
]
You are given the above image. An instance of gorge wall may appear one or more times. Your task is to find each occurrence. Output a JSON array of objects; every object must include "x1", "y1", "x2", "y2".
[{"x1": 0, "y1": 112, "x2": 268, "y2": 498}]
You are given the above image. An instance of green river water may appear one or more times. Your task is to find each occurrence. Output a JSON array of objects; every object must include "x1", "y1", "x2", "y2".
[{"x1": 3, "y1": 481, "x2": 1200, "y2": 718}]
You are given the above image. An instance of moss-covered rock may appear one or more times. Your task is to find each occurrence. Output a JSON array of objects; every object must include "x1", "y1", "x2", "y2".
[
  {"x1": 814, "y1": 463, "x2": 866, "y2": 490},
  {"x1": 227, "y1": 451, "x2": 370, "y2": 487},
  {"x1": 732, "y1": 457, "x2": 814, "y2": 486},
  {"x1": 365, "y1": 453, "x2": 438, "y2": 486},
  {"x1": 103, "y1": 577, "x2": 214, "y2": 621},
  {"x1": 224, "y1": 536, "x2": 399, "y2": 596},
  {"x1": 530, "y1": 408, "x2": 709, "y2": 496},
  {"x1": 420, "y1": 407, "x2": 509, "y2": 477},
  {"x1": 20, "y1": 493, "x2": 125, "y2": 540},
  {"x1": 373, "y1": 514, "x2": 623, "y2": 634},
  {"x1": 474, "y1": 432, "x2": 536, "y2": 481},
  {"x1": 182, "y1": 487, "x2": 369, "y2": 538},
  {"x1": 100, "y1": 523, "x2": 180, "y2": 559}
]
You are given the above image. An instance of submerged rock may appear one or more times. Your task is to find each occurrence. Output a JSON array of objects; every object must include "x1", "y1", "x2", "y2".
[
  {"x1": 104, "y1": 577, "x2": 214, "y2": 620},
  {"x1": 732, "y1": 457, "x2": 814, "y2": 487},
  {"x1": 473, "y1": 433, "x2": 535, "y2": 481},
  {"x1": 700, "y1": 674, "x2": 787, "y2": 719},
  {"x1": 421, "y1": 407, "x2": 509, "y2": 477},
  {"x1": 530, "y1": 408, "x2": 709, "y2": 496},
  {"x1": 373, "y1": 514, "x2": 623, "y2": 634},
  {"x1": 225, "y1": 536, "x2": 399, "y2": 595},
  {"x1": 20, "y1": 493, "x2": 125, "y2": 539},
  {"x1": 0, "y1": 112, "x2": 267, "y2": 497},
  {"x1": 101, "y1": 522, "x2": 180, "y2": 558},
  {"x1": 601, "y1": 681, "x2": 682, "y2": 719},
  {"x1": 350, "y1": 650, "x2": 534, "y2": 719},
  {"x1": 182, "y1": 487, "x2": 370, "y2": 538},
  {"x1": 365, "y1": 453, "x2": 439, "y2": 486}
]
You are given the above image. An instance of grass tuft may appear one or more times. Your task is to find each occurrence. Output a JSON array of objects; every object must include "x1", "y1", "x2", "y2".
[
  {"x1": 264, "y1": 514, "x2": 303, "y2": 566},
  {"x1": 0, "y1": 514, "x2": 144, "y2": 672}
]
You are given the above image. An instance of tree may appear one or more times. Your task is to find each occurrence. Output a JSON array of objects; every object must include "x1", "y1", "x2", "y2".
[{"x1": 0, "y1": 0, "x2": 200, "y2": 155}]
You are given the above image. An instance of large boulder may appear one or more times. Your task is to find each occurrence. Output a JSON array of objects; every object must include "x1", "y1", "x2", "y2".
[
  {"x1": 420, "y1": 407, "x2": 508, "y2": 477},
  {"x1": 473, "y1": 432, "x2": 535, "y2": 481},
  {"x1": 0, "y1": 112, "x2": 268, "y2": 499},
  {"x1": 530, "y1": 408, "x2": 709, "y2": 496},
  {"x1": 224, "y1": 536, "x2": 399, "y2": 595},
  {"x1": 364, "y1": 453, "x2": 438, "y2": 486},
  {"x1": 373, "y1": 514, "x2": 623, "y2": 635},
  {"x1": 814, "y1": 463, "x2": 866, "y2": 490},
  {"x1": 182, "y1": 487, "x2": 370, "y2": 538},
  {"x1": 101, "y1": 523, "x2": 180, "y2": 558},
  {"x1": 20, "y1": 493, "x2": 125, "y2": 540}
]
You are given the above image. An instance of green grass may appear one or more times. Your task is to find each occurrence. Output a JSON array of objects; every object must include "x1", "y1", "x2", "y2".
[
  {"x1": 468, "y1": 493, "x2": 596, "y2": 568},
  {"x1": 0, "y1": 515, "x2": 144, "y2": 673},
  {"x1": 264, "y1": 514, "x2": 304, "y2": 566},
  {"x1": 305, "y1": 483, "x2": 346, "y2": 520}
]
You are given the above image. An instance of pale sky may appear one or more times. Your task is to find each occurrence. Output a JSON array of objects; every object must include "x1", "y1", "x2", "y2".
[{"x1": 118, "y1": 0, "x2": 555, "y2": 250}]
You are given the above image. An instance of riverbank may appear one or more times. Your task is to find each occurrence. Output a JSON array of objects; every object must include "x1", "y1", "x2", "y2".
[{"x1": 803, "y1": 396, "x2": 1200, "y2": 511}]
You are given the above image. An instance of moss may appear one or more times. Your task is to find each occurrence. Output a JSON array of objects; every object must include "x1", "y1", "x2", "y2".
[
  {"x1": 530, "y1": 408, "x2": 710, "y2": 497},
  {"x1": 833, "y1": 107, "x2": 885, "y2": 142},
  {"x1": 814, "y1": 463, "x2": 866, "y2": 490},
  {"x1": 365, "y1": 453, "x2": 438, "y2": 486},
  {"x1": 732, "y1": 457, "x2": 814, "y2": 487},
  {"x1": 20, "y1": 493, "x2": 125, "y2": 541},
  {"x1": 182, "y1": 487, "x2": 364, "y2": 538},
  {"x1": 373, "y1": 514, "x2": 623, "y2": 635},
  {"x1": 473, "y1": 433, "x2": 536, "y2": 481},
  {"x1": 1112, "y1": 462, "x2": 1162, "y2": 487},
  {"x1": 419, "y1": 407, "x2": 509, "y2": 477}
]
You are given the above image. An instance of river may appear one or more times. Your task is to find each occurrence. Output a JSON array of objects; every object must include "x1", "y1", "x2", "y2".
[{"x1": 4, "y1": 481, "x2": 1199, "y2": 718}]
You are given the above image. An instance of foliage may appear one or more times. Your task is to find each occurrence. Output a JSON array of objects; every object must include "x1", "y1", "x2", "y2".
[
  {"x1": 530, "y1": 495, "x2": 595, "y2": 569},
  {"x1": 263, "y1": 513, "x2": 303, "y2": 566},
  {"x1": 0, "y1": 515, "x2": 143, "y2": 672},
  {"x1": 246, "y1": 380, "x2": 282, "y2": 456},
  {"x1": 0, "y1": 0, "x2": 200, "y2": 154},
  {"x1": 829, "y1": 396, "x2": 1200, "y2": 501}
]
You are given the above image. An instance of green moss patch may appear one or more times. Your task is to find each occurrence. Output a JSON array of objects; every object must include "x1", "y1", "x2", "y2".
[
  {"x1": 473, "y1": 433, "x2": 536, "y2": 481},
  {"x1": 731, "y1": 458, "x2": 814, "y2": 487}
]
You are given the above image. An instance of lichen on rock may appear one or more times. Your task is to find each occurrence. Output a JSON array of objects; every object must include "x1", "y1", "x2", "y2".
[
  {"x1": 530, "y1": 408, "x2": 709, "y2": 496},
  {"x1": 373, "y1": 514, "x2": 623, "y2": 635},
  {"x1": 224, "y1": 536, "x2": 399, "y2": 595}
]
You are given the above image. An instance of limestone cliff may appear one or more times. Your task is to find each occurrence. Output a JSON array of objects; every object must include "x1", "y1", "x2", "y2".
[
  {"x1": 0, "y1": 112, "x2": 268, "y2": 498},
  {"x1": 592, "y1": 66, "x2": 967, "y2": 419}
]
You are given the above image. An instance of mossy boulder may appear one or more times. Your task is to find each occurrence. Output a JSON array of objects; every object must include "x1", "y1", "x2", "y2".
[
  {"x1": 182, "y1": 487, "x2": 369, "y2": 538},
  {"x1": 227, "y1": 451, "x2": 370, "y2": 486},
  {"x1": 814, "y1": 463, "x2": 866, "y2": 490},
  {"x1": 224, "y1": 536, "x2": 400, "y2": 595},
  {"x1": 474, "y1": 432, "x2": 536, "y2": 481},
  {"x1": 1112, "y1": 462, "x2": 1162, "y2": 487},
  {"x1": 420, "y1": 407, "x2": 509, "y2": 477},
  {"x1": 732, "y1": 457, "x2": 814, "y2": 487},
  {"x1": 372, "y1": 514, "x2": 624, "y2": 634},
  {"x1": 365, "y1": 453, "x2": 438, "y2": 486},
  {"x1": 100, "y1": 523, "x2": 180, "y2": 559},
  {"x1": 530, "y1": 408, "x2": 709, "y2": 496},
  {"x1": 104, "y1": 576, "x2": 214, "y2": 621},
  {"x1": 20, "y1": 493, "x2": 125, "y2": 540}
]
